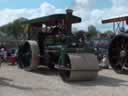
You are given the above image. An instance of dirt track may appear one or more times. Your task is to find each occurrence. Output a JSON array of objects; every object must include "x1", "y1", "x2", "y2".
[{"x1": 0, "y1": 64, "x2": 128, "y2": 96}]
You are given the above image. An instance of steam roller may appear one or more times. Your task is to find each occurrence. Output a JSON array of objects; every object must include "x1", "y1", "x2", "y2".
[
  {"x1": 102, "y1": 16, "x2": 128, "y2": 74},
  {"x1": 17, "y1": 9, "x2": 99, "y2": 81}
]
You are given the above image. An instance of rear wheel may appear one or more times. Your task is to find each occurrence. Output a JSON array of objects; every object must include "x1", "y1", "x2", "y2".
[
  {"x1": 109, "y1": 34, "x2": 128, "y2": 74},
  {"x1": 17, "y1": 41, "x2": 39, "y2": 71}
]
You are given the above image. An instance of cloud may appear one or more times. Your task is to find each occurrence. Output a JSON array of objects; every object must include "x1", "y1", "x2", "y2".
[
  {"x1": 0, "y1": 0, "x2": 128, "y2": 32},
  {"x1": 91, "y1": 0, "x2": 128, "y2": 31},
  {"x1": 112, "y1": 0, "x2": 128, "y2": 7},
  {"x1": 72, "y1": 0, "x2": 96, "y2": 30},
  {"x1": 0, "y1": 2, "x2": 64, "y2": 26},
  {"x1": 73, "y1": 0, "x2": 128, "y2": 31}
]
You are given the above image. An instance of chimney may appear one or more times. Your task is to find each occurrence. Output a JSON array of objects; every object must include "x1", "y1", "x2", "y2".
[
  {"x1": 66, "y1": 9, "x2": 73, "y2": 16},
  {"x1": 65, "y1": 9, "x2": 73, "y2": 34}
]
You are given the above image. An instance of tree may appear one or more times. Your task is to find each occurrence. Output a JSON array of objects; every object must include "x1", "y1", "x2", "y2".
[
  {"x1": 0, "y1": 17, "x2": 28, "y2": 40},
  {"x1": 87, "y1": 25, "x2": 98, "y2": 40},
  {"x1": 9, "y1": 20, "x2": 23, "y2": 40}
]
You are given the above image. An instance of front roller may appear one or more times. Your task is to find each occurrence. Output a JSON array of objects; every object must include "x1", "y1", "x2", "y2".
[
  {"x1": 109, "y1": 34, "x2": 128, "y2": 74},
  {"x1": 17, "y1": 40, "x2": 40, "y2": 71},
  {"x1": 58, "y1": 53, "x2": 99, "y2": 81}
]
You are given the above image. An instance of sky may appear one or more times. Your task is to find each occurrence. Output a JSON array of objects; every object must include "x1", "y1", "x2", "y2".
[{"x1": 0, "y1": 0, "x2": 128, "y2": 32}]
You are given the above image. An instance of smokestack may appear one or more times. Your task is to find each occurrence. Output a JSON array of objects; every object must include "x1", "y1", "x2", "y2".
[
  {"x1": 66, "y1": 9, "x2": 73, "y2": 16},
  {"x1": 65, "y1": 9, "x2": 73, "y2": 34}
]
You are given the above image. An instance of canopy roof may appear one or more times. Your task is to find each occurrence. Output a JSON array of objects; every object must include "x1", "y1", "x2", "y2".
[
  {"x1": 102, "y1": 16, "x2": 128, "y2": 24},
  {"x1": 24, "y1": 14, "x2": 81, "y2": 26}
]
